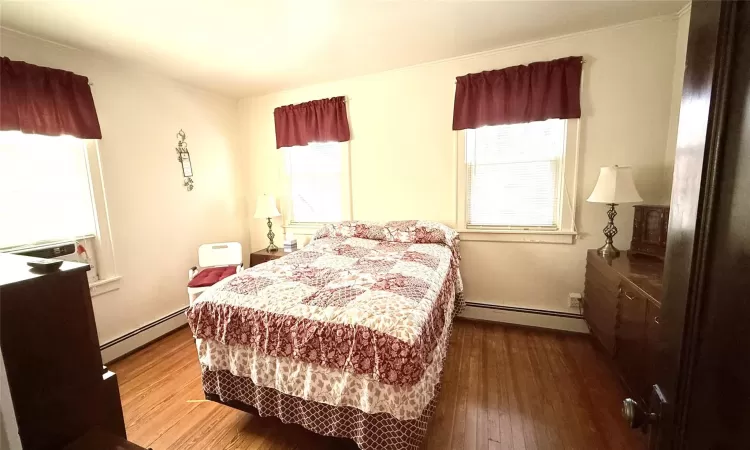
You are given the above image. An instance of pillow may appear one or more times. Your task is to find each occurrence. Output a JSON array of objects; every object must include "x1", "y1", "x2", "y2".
[
  {"x1": 187, "y1": 265, "x2": 237, "y2": 288},
  {"x1": 312, "y1": 221, "x2": 387, "y2": 241},
  {"x1": 312, "y1": 220, "x2": 460, "y2": 261},
  {"x1": 384, "y1": 220, "x2": 460, "y2": 260}
]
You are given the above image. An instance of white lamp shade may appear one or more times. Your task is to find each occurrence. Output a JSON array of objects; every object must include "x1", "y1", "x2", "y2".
[
  {"x1": 587, "y1": 166, "x2": 643, "y2": 204},
  {"x1": 253, "y1": 194, "x2": 281, "y2": 218}
]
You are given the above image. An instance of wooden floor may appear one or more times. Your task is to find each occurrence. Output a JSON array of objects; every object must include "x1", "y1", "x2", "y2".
[{"x1": 110, "y1": 320, "x2": 645, "y2": 450}]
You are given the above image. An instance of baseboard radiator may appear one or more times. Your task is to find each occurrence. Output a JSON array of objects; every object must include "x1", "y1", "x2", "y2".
[
  {"x1": 460, "y1": 301, "x2": 589, "y2": 334},
  {"x1": 100, "y1": 307, "x2": 189, "y2": 364}
]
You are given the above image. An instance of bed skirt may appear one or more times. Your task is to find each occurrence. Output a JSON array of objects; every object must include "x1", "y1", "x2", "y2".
[{"x1": 201, "y1": 367, "x2": 440, "y2": 450}]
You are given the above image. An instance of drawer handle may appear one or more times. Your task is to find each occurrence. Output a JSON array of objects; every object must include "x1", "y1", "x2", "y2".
[{"x1": 654, "y1": 316, "x2": 660, "y2": 324}]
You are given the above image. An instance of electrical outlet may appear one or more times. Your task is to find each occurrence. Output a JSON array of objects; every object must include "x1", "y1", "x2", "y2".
[{"x1": 569, "y1": 292, "x2": 583, "y2": 308}]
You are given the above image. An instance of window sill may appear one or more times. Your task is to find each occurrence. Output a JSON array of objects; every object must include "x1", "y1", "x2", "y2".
[
  {"x1": 459, "y1": 229, "x2": 577, "y2": 244},
  {"x1": 283, "y1": 223, "x2": 326, "y2": 236},
  {"x1": 89, "y1": 275, "x2": 122, "y2": 297}
]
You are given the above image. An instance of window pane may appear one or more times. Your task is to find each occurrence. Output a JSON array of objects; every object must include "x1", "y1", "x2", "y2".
[
  {"x1": 0, "y1": 132, "x2": 97, "y2": 250},
  {"x1": 287, "y1": 142, "x2": 341, "y2": 223},
  {"x1": 466, "y1": 119, "x2": 565, "y2": 228}
]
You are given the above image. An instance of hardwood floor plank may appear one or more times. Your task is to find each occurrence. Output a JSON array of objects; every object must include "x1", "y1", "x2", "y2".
[
  {"x1": 484, "y1": 325, "x2": 501, "y2": 444},
  {"x1": 528, "y1": 332, "x2": 569, "y2": 448},
  {"x1": 492, "y1": 325, "x2": 524, "y2": 450},
  {"x1": 563, "y1": 335, "x2": 647, "y2": 450},
  {"x1": 476, "y1": 324, "x2": 490, "y2": 450},
  {"x1": 115, "y1": 338, "x2": 198, "y2": 401},
  {"x1": 112, "y1": 319, "x2": 645, "y2": 450},
  {"x1": 463, "y1": 322, "x2": 483, "y2": 450},
  {"x1": 110, "y1": 327, "x2": 193, "y2": 379},
  {"x1": 543, "y1": 334, "x2": 604, "y2": 449},
  {"x1": 449, "y1": 322, "x2": 472, "y2": 449},
  {"x1": 507, "y1": 329, "x2": 540, "y2": 450},
  {"x1": 424, "y1": 321, "x2": 464, "y2": 449},
  {"x1": 125, "y1": 375, "x2": 205, "y2": 446}
]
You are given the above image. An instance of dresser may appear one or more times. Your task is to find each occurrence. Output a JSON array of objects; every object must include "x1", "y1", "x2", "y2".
[
  {"x1": 583, "y1": 250, "x2": 664, "y2": 403},
  {"x1": 0, "y1": 253, "x2": 126, "y2": 449}
]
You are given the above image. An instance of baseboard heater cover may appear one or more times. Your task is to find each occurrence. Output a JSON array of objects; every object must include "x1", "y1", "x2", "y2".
[
  {"x1": 100, "y1": 307, "x2": 189, "y2": 364},
  {"x1": 460, "y1": 301, "x2": 588, "y2": 333}
]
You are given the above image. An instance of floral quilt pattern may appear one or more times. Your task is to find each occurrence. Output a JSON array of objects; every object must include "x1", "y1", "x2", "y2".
[{"x1": 187, "y1": 220, "x2": 463, "y2": 387}]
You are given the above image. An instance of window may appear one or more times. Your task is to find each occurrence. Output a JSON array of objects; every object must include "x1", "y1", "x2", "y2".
[
  {"x1": 0, "y1": 131, "x2": 119, "y2": 291},
  {"x1": 458, "y1": 119, "x2": 579, "y2": 242},
  {"x1": 0, "y1": 131, "x2": 97, "y2": 250},
  {"x1": 284, "y1": 141, "x2": 351, "y2": 224},
  {"x1": 465, "y1": 119, "x2": 566, "y2": 229}
]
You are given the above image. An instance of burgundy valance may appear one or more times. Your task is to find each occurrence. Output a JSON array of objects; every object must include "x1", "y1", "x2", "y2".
[
  {"x1": 452, "y1": 56, "x2": 583, "y2": 130},
  {"x1": 0, "y1": 57, "x2": 102, "y2": 139},
  {"x1": 274, "y1": 96, "x2": 350, "y2": 149}
]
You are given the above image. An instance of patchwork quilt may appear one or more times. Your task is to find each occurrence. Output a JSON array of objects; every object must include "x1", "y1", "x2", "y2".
[{"x1": 187, "y1": 220, "x2": 463, "y2": 435}]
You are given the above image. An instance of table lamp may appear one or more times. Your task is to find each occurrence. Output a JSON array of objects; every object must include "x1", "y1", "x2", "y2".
[
  {"x1": 587, "y1": 165, "x2": 643, "y2": 258},
  {"x1": 254, "y1": 194, "x2": 281, "y2": 252}
]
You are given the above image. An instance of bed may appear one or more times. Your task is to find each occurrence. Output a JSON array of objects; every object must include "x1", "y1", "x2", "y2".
[{"x1": 186, "y1": 220, "x2": 464, "y2": 450}]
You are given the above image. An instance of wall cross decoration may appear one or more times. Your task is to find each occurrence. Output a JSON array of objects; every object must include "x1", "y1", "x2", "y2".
[{"x1": 175, "y1": 129, "x2": 194, "y2": 191}]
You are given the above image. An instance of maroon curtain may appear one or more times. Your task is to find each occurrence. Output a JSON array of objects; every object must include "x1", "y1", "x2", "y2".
[
  {"x1": 452, "y1": 56, "x2": 583, "y2": 130},
  {"x1": 0, "y1": 57, "x2": 102, "y2": 139},
  {"x1": 274, "y1": 96, "x2": 350, "y2": 149}
]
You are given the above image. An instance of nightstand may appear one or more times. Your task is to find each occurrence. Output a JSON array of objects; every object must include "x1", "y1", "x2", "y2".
[{"x1": 250, "y1": 248, "x2": 296, "y2": 267}]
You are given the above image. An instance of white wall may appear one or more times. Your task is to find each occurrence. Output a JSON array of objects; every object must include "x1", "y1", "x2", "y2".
[
  {"x1": 0, "y1": 29, "x2": 248, "y2": 344},
  {"x1": 663, "y1": 6, "x2": 692, "y2": 203},
  {"x1": 239, "y1": 16, "x2": 680, "y2": 312}
]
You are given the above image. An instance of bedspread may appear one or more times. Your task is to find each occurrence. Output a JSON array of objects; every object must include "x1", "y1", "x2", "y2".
[{"x1": 187, "y1": 220, "x2": 463, "y2": 388}]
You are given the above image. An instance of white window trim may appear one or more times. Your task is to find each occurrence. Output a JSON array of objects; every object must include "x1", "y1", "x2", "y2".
[
  {"x1": 280, "y1": 141, "x2": 352, "y2": 237},
  {"x1": 455, "y1": 119, "x2": 581, "y2": 244},
  {"x1": 84, "y1": 140, "x2": 121, "y2": 296}
]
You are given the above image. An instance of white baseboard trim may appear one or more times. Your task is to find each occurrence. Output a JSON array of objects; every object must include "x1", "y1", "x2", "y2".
[
  {"x1": 100, "y1": 307, "x2": 189, "y2": 364},
  {"x1": 460, "y1": 301, "x2": 589, "y2": 334}
]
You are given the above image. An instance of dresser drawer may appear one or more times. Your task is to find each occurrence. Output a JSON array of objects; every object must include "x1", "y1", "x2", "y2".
[
  {"x1": 586, "y1": 258, "x2": 621, "y2": 293},
  {"x1": 615, "y1": 279, "x2": 650, "y2": 399},
  {"x1": 583, "y1": 280, "x2": 618, "y2": 355}
]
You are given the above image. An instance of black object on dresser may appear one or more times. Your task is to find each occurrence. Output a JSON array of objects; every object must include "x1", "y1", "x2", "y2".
[
  {"x1": 583, "y1": 250, "x2": 663, "y2": 404},
  {"x1": 0, "y1": 253, "x2": 126, "y2": 449}
]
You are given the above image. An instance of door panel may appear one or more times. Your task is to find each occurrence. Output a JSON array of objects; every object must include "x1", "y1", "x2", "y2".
[
  {"x1": 681, "y1": 2, "x2": 750, "y2": 447},
  {"x1": 655, "y1": 1, "x2": 750, "y2": 449}
]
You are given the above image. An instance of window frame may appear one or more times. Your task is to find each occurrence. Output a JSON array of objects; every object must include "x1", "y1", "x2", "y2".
[
  {"x1": 83, "y1": 139, "x2": 121, "y2": 296},
  {"x1": 280, "y1": 141, "x2": 352, "y2": 236},
  {"x1": 456, "y1": 119, "x2": 580, "y2": 244}
]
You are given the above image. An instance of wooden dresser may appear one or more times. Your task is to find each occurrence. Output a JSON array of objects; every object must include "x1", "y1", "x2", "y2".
[
  {"x1": 583, "y1": 250, "x2": 664, "y2": 403},
  {"x1": 0, "y1": 253, "x2": 126, "y2": 449}
]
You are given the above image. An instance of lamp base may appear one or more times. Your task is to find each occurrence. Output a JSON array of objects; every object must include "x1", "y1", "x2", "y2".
[
  {"x1": 266, "y1": 217, "x2": 278, "y2": 252},
  {"x1": 597, "y1": 203, "x2": 621, "y2": 259},
  {"x1": 597, "y1": 242, "x2": 621, "y2": 258}
]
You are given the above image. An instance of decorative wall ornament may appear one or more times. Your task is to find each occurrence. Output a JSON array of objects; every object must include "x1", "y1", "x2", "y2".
[{"x1": 175, "y1": 129, "x2": 194, "y2": 191}]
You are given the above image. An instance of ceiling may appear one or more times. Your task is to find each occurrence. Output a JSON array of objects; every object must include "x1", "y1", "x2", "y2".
[{"x1": 0, "y1": 0, "x2": 685, "y2": 98}]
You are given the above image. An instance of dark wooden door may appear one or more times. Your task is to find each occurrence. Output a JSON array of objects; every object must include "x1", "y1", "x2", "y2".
[{"x1": 646, "y1": 1, "x2": 750, "y2": 449}]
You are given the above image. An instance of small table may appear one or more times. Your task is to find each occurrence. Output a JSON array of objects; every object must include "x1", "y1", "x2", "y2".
[{"x1": 250, "y1": 248, "x2": 297, "y2": 267}]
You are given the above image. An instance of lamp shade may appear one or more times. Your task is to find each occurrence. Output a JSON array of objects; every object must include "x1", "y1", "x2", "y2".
[
  {"x1": 587, "y1": 166, "x2": 643, "y2": 204},
  {"x1": 253, "y1": 194, "x2": 281, "y2": 219}
]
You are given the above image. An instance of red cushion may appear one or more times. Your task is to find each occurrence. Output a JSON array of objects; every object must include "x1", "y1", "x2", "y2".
[{"x1": 188, "y1": 265, "x2": 237, "y2": 288}]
